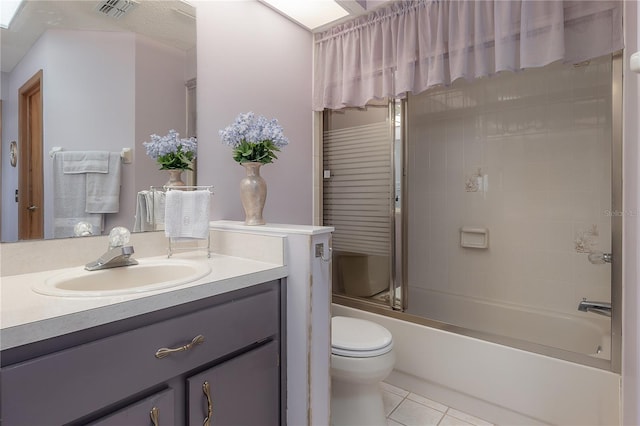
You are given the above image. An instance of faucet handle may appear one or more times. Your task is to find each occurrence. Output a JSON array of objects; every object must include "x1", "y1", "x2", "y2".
[{"x1": 108, "y1": 226, "x2": 131, "y2": 249}]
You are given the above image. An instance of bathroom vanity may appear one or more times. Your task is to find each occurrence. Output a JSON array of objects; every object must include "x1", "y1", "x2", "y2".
[
  {"x1": 0, "y1": 223, "x2": 333, "y2": 426},
  {"x1": 1, "y1": 280, "x2": 284, "y2": 425},
  {"x1": 0, "y1": 230, "x2": 289, "y2": 425}
]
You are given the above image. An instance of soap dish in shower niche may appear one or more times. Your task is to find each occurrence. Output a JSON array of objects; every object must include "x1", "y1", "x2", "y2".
[{"x1": 460, "y1": 227, "x2": 489, "y2": 249}]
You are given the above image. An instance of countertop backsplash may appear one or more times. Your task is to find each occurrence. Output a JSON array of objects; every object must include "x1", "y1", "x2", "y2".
[{"x1": 0, "y1": 225, "x2": 286, "y2": 277}]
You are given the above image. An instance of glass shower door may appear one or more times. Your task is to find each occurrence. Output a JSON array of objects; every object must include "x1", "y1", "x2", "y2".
[{"x1": 323, "y1": 102, "x2": 403, "y2": 310}]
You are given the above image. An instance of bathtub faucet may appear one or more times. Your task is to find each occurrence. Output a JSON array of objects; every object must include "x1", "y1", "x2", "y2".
[{"x1": 577, "y1": 298, "x2": 611, "y2": 317}]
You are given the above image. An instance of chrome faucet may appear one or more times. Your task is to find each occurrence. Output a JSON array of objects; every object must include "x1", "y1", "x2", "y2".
[
  {"x1": 577, "y1": 298, "x2": 612, "y2": 317},
  {"x1": 85, "y1": 227, "x2": 139, "y2": 271},
  {"x1": 85, "y1": 245, "x2": 138, "y2": 271}
]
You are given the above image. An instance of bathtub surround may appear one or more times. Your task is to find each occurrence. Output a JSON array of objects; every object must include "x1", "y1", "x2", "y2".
[{"x1": 406, "y1": 56, "x2": 614, "y2": 349}]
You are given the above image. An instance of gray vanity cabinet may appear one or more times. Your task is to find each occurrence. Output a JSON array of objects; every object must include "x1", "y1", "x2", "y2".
[{"x1": 0, "y1": 280, "x2": 285, "y2": 426}]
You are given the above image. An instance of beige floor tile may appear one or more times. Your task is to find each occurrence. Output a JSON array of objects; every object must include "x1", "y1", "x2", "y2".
[
  {"x1": 383, "y1": 390, "x2": 405, "y2": 416},
  {"x1": 438, "y1": 414, "x2": 474, "y2": 426},
  {"x1": 390, "y1": 399, "x2": 445, "y2": 426}
]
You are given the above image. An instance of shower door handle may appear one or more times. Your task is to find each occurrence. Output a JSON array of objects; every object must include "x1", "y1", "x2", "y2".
[{"x1": 588, "y1": 251, "x2": 612, "y2": 264}]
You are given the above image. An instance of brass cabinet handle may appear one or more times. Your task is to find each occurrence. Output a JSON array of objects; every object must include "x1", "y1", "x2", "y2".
[
  {"x1": 150, "y1": 406, "x2": 159, "y2": 426},
  {"x1": 202, "y1": 381, "x2": 213, "y2": 426},
  {"x1": 27, "y1": 205, "x2": 38, "y2": 211},
  {"x1": 154, "y1": 335, "x2": 204, "y2": 359}
]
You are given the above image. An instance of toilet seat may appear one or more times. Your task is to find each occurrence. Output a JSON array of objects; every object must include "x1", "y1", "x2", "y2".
[{"x1": 331, "y1": 316, "x2": 393, "y2": 358}]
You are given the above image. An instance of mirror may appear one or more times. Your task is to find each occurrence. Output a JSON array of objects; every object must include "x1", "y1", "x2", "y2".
[{"x1": 0, "y1": 0, "x2": 196, "y2": 242}]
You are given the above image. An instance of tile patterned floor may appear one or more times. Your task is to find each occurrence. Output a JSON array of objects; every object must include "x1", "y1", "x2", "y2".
[{"x1": 382, "y1": 382, "x2": 494, "y2": 426}]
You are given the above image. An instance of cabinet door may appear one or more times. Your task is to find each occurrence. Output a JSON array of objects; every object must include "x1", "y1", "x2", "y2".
[
  {"x1": 88, "y1": 388, "x2": 175, "y2": 426},
  {"x1": 187, "y1": 341, "x2": 279, "y2": 426}
]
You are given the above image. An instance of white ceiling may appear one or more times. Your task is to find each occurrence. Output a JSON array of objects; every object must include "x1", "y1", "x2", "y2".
[
  {"x1": 1, "y1": 0, "x2": 391, "y2": 74},
  {"x1": 1, "y1": 0, "x2": 196, "y2": 73}
]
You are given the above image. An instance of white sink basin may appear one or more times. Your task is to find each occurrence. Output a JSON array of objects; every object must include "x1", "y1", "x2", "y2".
[{"x1": 32, "y1": 258, "x2": 212, "y2": 297}]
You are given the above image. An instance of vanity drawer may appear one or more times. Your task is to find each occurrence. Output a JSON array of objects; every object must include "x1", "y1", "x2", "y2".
[{"x1": 1, "y1": 284, "x2": 280, "y2": 426}]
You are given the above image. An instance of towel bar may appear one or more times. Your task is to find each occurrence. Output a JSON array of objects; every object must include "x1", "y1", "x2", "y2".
[{"x1": 150, "y1": 185, "x2": 214, "y2": 258}]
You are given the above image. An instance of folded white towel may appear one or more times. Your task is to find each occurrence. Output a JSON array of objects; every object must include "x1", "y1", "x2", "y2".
[
  {"x1": 133, "y1": 191, "x2": 154, "y2": 232},
  {"x1": 164, "y1": 190, "x2": 210, "y2": 239},
  {"x1": 133, "y1": 190, "x2": 166, "y2": 231},
  {"x1": 62, "y1": 151, "x2": 109, "y2": 174},
  {"x1": 148, "y1": 190, "x2": 166, "y2": 226},
  {"x1": 86, "y1": 153, "x2": 121, "y2": 213}
]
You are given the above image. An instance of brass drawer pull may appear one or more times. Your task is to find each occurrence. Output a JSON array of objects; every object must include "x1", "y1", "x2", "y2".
[
  {"x1": 155, "y1": 335, "x2": 205, "y2": 359},
  {"x1": 150, "y1": 406, "x2": 159, "y2": 426},
  {"x1": 203, "y1": 381, "x2": 213, "y2": 426}
]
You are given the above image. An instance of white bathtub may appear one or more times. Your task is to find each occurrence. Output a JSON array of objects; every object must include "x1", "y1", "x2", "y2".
[
  {"x1": 333, "y1": 304, "x2": 621, "y2": 426},
  {"x1": 406, "y1": 287, "x2": 612, "y2": 359}
]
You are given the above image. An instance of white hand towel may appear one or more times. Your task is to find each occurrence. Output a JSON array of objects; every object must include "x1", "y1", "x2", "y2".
[
  {"x1": 86, "y1": 153, "x2": 121, "y2": 213},
  {"x1": 62, "y1": 151, "x2": 109, "y2": 174},
  {"x1": 164, "y1": 190, "x2": 210, "y2": 239}
]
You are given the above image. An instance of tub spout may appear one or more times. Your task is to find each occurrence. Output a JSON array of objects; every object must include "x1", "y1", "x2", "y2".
[{"x1": 577, "y1": 298, "x2": 611, "y2": 317}]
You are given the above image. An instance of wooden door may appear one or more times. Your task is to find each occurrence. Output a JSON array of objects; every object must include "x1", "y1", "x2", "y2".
[{"x1": 18, "y1": 70, "x2": 43, "y2": 240}]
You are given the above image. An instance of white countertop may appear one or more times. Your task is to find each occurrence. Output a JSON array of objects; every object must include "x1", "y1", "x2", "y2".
[{"x1": 0, "y1": 252, "x2": 287, "y2": 351}]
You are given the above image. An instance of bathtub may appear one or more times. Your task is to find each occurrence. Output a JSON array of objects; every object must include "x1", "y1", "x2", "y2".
[
  {"x1": 406, "y1": 287, "x2": 612, "y2": 359},
  {"x1": 333, "y1": 303, "x2": 621, "y2": 425}
]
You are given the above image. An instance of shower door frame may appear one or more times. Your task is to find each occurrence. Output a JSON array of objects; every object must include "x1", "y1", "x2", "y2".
[
  {"x1": 322, "y1": 100, "x2": 407, "y2": 313},
  {"x1": 324, "y1": 53, "x2": 623, "y2": 373},
  {"x1": 611, "y1": 52, "x2": 622, "y2": 374}
]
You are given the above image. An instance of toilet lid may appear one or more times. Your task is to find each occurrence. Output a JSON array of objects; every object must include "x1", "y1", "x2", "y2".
[{"x1": 331, "y1": 316, "x2": 393, "y2": 357}]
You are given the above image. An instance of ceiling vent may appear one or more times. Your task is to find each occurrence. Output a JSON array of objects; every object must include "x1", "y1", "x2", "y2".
[{"x1": 96, "y1": 0, "x2": 138, "y2": 19}]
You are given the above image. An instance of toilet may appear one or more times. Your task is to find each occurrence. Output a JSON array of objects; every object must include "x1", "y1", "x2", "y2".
[{"x1": 330, "y1": 316, "x2": 395, "y2": 426}]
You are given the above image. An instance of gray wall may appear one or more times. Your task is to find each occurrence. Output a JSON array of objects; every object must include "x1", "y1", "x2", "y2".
[{"x1": 196, "y1": 1, "x2": 313, "y2": 225}]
